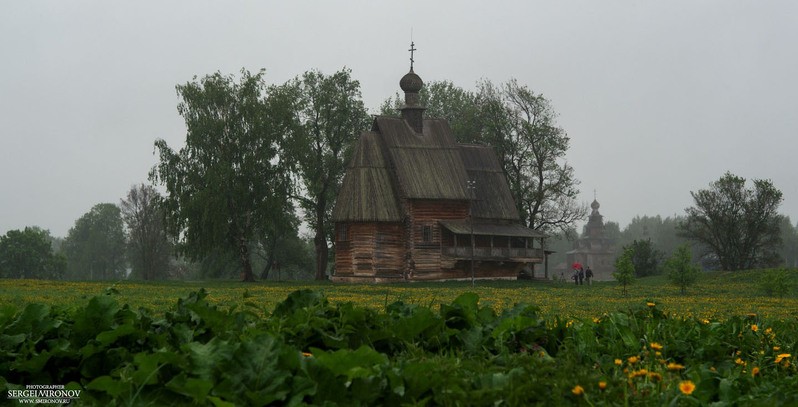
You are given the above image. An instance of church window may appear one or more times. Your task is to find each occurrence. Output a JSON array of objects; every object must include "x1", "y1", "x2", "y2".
[{"x1": 422, "y1": 225, "x2": 433, "y2": 242}]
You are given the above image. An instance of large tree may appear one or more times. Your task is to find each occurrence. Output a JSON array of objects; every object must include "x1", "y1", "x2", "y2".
[
  {"x1": 151, "y1": 69, "x2": 293, "y2": 282},
  {"x1": 279, "y1": 69, "x2": 370, "y2": 280},
  {"x1": 679, "y1": 172, "x2": 783, "y2": 271},
  {"x1": 120, "y1": 184, "x2": 172, "y2": 280},
  {"x1": 63, "y1": 203, "x2": 127, "y2": 280},
  {"x1": 473, "y1": 79, "x2": 586, "y2": 233},
  {"x1": 623, "y1": 239, "x2": 663, "y2": 277},
  {"x1": 0, "y1": 227, "x2": 66, "y2": 279}
]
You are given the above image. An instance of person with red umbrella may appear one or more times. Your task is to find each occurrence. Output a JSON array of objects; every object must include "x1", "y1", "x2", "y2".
[{"x1": 571, "y1": 262, "x2": 582, "y2": 285}]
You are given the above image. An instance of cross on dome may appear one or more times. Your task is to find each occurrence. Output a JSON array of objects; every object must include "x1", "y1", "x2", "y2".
[{"x1": 408, "y1": 41, "x2": 417, "y2": 71}]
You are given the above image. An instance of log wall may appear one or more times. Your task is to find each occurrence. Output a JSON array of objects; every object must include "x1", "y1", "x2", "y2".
[
  {"x1": 407, "y1": 200, "x2": 469, "y2": 276},
  {"x1": 334, "y1": 222, "x2": 404, "y2": 279}
]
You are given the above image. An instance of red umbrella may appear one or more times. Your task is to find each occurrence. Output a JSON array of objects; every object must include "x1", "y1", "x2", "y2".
[{"x1": 572, "y1": 262, "x2": 582, "y2": 270}]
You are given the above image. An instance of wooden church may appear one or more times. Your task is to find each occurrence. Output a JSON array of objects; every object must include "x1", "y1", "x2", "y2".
[{"x1": 331, "y1": 49, "x2": 547, "y2": 282}]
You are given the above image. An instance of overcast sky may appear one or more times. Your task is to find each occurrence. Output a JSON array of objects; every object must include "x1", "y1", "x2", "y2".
[{"x1": 2, "y1": 1, "x2": 797, "y2": 238}]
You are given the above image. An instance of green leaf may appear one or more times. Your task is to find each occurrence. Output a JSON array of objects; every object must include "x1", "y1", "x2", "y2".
[
  {"x1": 95, "y1": 323, "x2": 137, "y2": 346},
  {"x1": 608, "y1": 313, "x2": 637, "y2": 349},
  {"x1": 72, "y1": 295, "x2": 119, "y2": 343},
  {"x1": 719, "y1": 378, "x2": 739, "y2": 403},
  {"x1": 311, "y1": 345, "x2": 387, "y2": 380},
  {"x1": 0, "y1": 304, "x2": 18, "y2": 328},
  {"x1": 184, "y1": 337, "x2": 237, "y2": 380},
  {"x1": 0, "y1": 333, "x2": 26, "y2": 349},
  {"x1": 208, "y1": 396, "x2": 236, "y2": 407},
  {"x1": 85, "y1": 375, "x2": 128, "y2": 398},
  {"x1": 5, "y1": 303, "x2": 54, "y2": 337},
  {"x1": 131, "y1": 352, "x2": 168, "y2": 386},
  {"x1": 166, "y1": 373, "x2": 213, "y2": 402}
]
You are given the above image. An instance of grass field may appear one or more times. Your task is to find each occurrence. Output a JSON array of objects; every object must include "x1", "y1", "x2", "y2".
[
  {"x1": 2, "y1": 269, "x2": 797, "y2": 405},
  {"x1": 1, "y1": 269, "x2": 796, "y2": 320}
]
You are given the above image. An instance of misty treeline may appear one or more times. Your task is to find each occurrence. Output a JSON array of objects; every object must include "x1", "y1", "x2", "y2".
[
  {"x1": 546, "y1": 172, "x2": 798, "y2": 276},
  {"x1": 0, "y1": 184, "x2": 315, "y2": 281},
  {"x1": 3, "y1": 69, "x2": 795, "y2": 281},
  {"x1": 1, "y1": 67, "x2": 579, "y2": 281},
  {"x1": 547, "y1": 214, "x2": 798, "y2": 277}
]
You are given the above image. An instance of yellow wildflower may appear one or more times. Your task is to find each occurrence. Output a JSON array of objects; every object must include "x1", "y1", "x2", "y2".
[
  {"x1": 735, "y1": 357, "x2": 746, "y2": 366},
  {"x1": 751, "y1": 324, "x2": 758, "y2": 332},
  {"x1": 628, "y1": 356, "x2": 640, "y2": 364},
  {"x1": 571, "y1": 385, "x2": 584, "y2": 396},
  {"x1": 773, "y1": 346, "x2": 781, "y2": 351},
  {"x1": 629, "y1": 369, "x2": 648, "y2": 379},
  {"x1": 648, "y1": 372, "x2": 662, "y2": 382},
  {"x1": 679, "y1": 380, "x2": 696, "y2": 395},
  {"x1": 775, "y1": 353, "x2": 791, "y2": 364},
  {"x1": 667, "y1": 362, "x2": 685, "y2": 371},
  {"x1": 752, "y1": 366, "x2": 760, "y2": 377},
  {"x1": 614, "y1": 358, "x2": 623, "y2": 366},
  {"x1": 650, "y1": 342, "x2": 663, "y2": 351},
  {"x1": 598, "y1": 381, "x2": 607, "y2": 390},
  {"x1": 646, "y1": 302, "x2": 656, "y2": 307}
]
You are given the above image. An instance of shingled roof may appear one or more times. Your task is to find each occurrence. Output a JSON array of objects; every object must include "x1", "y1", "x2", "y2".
[
  {"x1": 331, "y1": 131, "x2": 402, "y2": 222},
  {"x1": 332, "y1": 115, "x2": 523, "y2": 223},
  {"x1": 459, "y1": 144, "x2": 520, "y2": 221}
]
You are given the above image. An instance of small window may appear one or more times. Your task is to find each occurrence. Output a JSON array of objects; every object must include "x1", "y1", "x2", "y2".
[
  {"x1": 422, "y1": 225, "x2": 433, "y2": 243},
  {"x1": 337, "y1": 225, "x2": 348, "y2": 242}
]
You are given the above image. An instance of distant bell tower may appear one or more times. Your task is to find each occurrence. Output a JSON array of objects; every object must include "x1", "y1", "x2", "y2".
[
  {"x1": 565, "y1": 195, "x2": 616, "y2": 281},
  {"x1": 399, "y1": 41, "x2": 425, "y2": 133},
  {"x1": 585, "y1": 199, "x2": 605, "y2": 238}
]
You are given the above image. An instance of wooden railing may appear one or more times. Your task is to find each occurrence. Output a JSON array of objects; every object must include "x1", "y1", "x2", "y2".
[{"x1": 441, "y1": 246, "x2": 544, "y2": 260}]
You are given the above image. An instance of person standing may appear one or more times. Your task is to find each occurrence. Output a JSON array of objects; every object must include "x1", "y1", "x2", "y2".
[
  {"x1": 578, "y1": 267, "x2": 584, "y2": 285},
  {"x1": 585, "y1": 266, "x2": 593, "y2": 285}
]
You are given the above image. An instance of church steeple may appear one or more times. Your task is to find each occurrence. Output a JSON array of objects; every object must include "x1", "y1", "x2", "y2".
[
  {"x1": 586, "y1": 198, "x2": 605, "y2": 238},
  {"x1": 399, "y1": 41, "x2": 425, "y2": 133}
]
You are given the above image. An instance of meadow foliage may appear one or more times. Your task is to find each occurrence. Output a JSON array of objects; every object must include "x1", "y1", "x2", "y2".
[{"x1": 1, "y1": 273, "x2": 797, "y2": 405}]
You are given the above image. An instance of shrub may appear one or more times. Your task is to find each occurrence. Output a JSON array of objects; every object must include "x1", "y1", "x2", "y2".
[
  {"x1": 665, "y1": 244, "x2": 700, "y2": 294},
  {"x1": 613, "y1": 247, "x2": 635, "y2": 295}
]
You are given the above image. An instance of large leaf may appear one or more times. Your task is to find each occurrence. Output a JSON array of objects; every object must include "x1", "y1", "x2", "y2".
[
  {"x1": 85, "y1": 375, "x2": 128, "y2": 398},
  {"x1": 310, "y1": 345, "x2": 388, "y2": 380}
]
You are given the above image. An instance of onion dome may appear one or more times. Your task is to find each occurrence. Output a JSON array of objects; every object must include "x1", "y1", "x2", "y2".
[{"x1": 400, "y1": 69, "x2": 423, "y2": 93}]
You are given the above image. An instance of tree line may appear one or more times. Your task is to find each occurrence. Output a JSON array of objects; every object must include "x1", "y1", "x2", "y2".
[
  {"x1": 1, "y1": 67, "x2": 794, "y2": 281},
  {"x1": 1, "y1": 67, "x2": 584, "y2": 281},
  {"x1": 548, "y1": 172, "x2": 797, "y2": 280},
  {"x1": 0, "y1": 183, "x2": 316, "y2": 281}
]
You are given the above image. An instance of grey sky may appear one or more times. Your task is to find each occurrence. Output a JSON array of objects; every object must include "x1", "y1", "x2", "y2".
[{"x1": 2, "y1": 1, "x2": 797, "y2": 238}]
